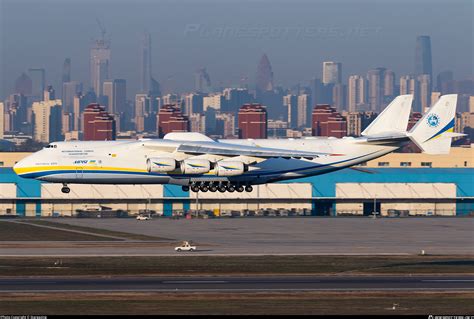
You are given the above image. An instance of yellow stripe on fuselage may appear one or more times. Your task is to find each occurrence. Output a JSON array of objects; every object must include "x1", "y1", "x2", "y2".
[{"x1": 14, "y1": 165, "x2": 148, "y2": 175}]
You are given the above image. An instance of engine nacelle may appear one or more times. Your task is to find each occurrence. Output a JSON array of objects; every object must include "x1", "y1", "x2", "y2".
[
  {"x1": 147, "y1": 157, "x2": 178, "y2": 173},
  {"x1": 215, "y1": 161, "x2": 247, "y2": 176},
  {"x1": 181, "y1": 159, "x2": 211, "y2": 174}
]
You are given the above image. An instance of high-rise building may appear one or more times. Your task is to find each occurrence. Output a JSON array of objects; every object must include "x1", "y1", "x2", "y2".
[
  {"x1": 332, "y1": 84, "x2": 345, "y2": 111},
  {"x1": 322, "y1": 61, "x2": 342, "y2": 85},
  {"x1": 283, "y1": 94, "x2": 298, "y2": 128},
  {"x1": 367, "y1": 68, "x2": 386, "y2": 112},
  {"x1": 139, "y1": 32, "x2": 160, "y2": 96},
  {"x1": 311, "y1": 104, "x2": 347, "y2": 138},
  {"x1": 140, "y1": 32, "x2": 152, "y2": 93},
  {"x1": 157, "y1": 105, "x2": 189, "y2": 137},
  {"x1": 216, "y1": 112, "x2": 236, "y2": 138},
  {"x1": 28, "y1": 68, "x2": 45, "y2": 100},
  {"x1": 194, "y1": 68, "x2": 211, "y2": 93},
  {"x1": 222, "y1": 88, "x2": 252, "y2": 113},
  {"x1": 14, "y1": 73, "x2": 32, "y2": 95},
  {"x1": 62, "y1": 58, "x2": 71, "y2": 84},
  {"x1": 32, "y1": 99, "x2": 63, "y2": 143},
  {"x1": 415, "y1": 35, "x2": 432, "y2": 79},
  {"x1": 6, "y1": 94, "x2": 28, "y2": 132},
  {"x1": 256, "y1": 54, "x2": 274, "y2": 95},
  {"x1": 90, "y1": 38, "x2": 111, "y2": 98},
  {"x1": 344, "y1": 111, "x2": 377, "y2": 137},
  {"x1": 189, "y1": 113, "x2": 206, "y2": 134},
  {"x1": 418, "y1": 74, "x2": 432, "y2": 112},
  {"x1": 0, "y1": 102, "x2": 4, "y2": 139},
  {"x1": 436, "y1": 70, "x2": 454, "y2": 93},
  {"x1": 83, "y1": 104, "x2": 116, "y2": 141},
  {"x1": 384, "y1": 69, "x2": 396, "y2": 97},
  {"x1": 184, "y1": 93, "x2": 205, "y2": 115},
  {"x1": 297, "y1": 94, "x2": 310, "y2": 127},
  {"x1": 62, "y1": 81, "x2": 83, "y2": 113},
  {"x1": 43, "y1": 85, "x2": 55, "y2": 101},
  {"x1": 103, "y1": 79, "x2": 126, "y2": 115},
  {"x1": 238, "y1": 103, "x2": 267, "y2": 139},
  {"x1": 348, "y1": 75, "x2": 367, "y2": 112},
  {"x1": 400, "y1": 75, "x2": 421, "y2": 112},
  {"x1": 203, "y1": 94, "x2": 223, "y2": 111},
  {"x1": 73, "y1": 93, "x2": 86, "y2": 131},
  {"x1": 310, "y1": 77, "x2": 323, "y2": 106}
]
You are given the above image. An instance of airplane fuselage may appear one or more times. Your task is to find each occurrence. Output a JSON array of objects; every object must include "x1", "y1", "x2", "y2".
[{"x1": 13, "y1": 136, "x2": 401, "y2": 186}]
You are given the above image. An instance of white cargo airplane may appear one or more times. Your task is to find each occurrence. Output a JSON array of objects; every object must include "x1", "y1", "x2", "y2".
[{"x1": 14, "y1": 94, "x2": 462, "y2": 193}]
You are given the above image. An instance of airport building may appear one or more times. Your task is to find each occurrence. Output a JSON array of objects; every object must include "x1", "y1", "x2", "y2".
[{"x1": 0, "y1": 147, "x2": 473, "y2": 217}]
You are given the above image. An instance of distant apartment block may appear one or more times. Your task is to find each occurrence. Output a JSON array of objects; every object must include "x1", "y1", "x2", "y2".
[
  {"x1": 238, "y1": 103, "x2": 267, "y2": 139},
  {"x1": 83, "y1": 104, "x2": 116, "y2": 141}
]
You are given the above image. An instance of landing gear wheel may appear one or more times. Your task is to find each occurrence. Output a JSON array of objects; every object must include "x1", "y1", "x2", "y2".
[
  {"x1": 61, "y1": 186, "x2": 70, "y2": 194},
  {"x1": 209, "y1": 185, "x2": 218, "y2": 192},
  {"x1": 227, "y1": 184, "x2": 235, "y2": 192},
  {"x1": 236, "y1": 185, "x2": 244, "y2": 192},
  {"x1": 200, "y1": 184, "x2": 209, "y2": 192},
  {"x1": 182, "y1": 185, "x2": 190, "y2": 192},
  {"x1": 218, "y1": 185, "x2": 227, "y2": 193},
  {"x1": 245, "y1": 185, "x2": 253, "y2": 192},
  {"x1": 191, "y1": 184, "x2": 200, "y2": 192}
]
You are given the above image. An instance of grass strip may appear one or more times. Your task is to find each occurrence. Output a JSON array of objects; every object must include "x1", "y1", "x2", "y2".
[{"x1": 0, "y1": 255, "x2": 472, "y2": 276}]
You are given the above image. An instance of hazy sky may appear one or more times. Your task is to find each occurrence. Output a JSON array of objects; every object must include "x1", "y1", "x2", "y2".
[{"x1": 1, "y1": 0, "x2": 472, "y2": 99}]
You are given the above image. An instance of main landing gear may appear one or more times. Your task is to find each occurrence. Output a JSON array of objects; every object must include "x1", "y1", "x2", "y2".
[
  {"x1": 61, "y1": 183, "x2": 70, "y2": 194},
  {"x1": 182, "y1": 182, "x2": 253, "y2": 193}
]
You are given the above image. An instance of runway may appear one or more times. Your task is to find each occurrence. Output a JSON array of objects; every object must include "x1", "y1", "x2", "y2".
[{"x1": 1, "y1": 275, "x2": 473, "y2": 292}]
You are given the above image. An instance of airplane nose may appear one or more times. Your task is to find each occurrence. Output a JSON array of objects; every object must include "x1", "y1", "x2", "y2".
[{"x1": 13, "y1": 159, "x2": 25, "y2": 175}]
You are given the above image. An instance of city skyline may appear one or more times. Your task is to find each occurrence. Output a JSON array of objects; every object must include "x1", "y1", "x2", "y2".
[{"x1": 1, "y1": 0, "x2": 472, "y2": 99}]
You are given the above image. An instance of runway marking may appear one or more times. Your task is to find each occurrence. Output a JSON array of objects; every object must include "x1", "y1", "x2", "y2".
[
  {"x1": 422, "y1": 280, "x2": 474, "y2": 282},
  {"x1": 162, "y1": 281, "x2": 228, "y2": 284}
]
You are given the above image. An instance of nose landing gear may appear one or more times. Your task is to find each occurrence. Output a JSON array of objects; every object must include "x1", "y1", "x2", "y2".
[{"x1": 61, "y1": 183, "x2": 70, "y2": 194}]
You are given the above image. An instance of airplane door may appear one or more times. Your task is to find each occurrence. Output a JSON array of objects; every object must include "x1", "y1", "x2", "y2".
[{"x1": 75, "y1": 167, "x2": 83, "y2": 179}]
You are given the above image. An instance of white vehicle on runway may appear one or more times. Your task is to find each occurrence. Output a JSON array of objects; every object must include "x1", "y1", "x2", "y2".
[
  {"x1": 136, "y1": 215, "x2": 151, "y2": 220},
  {"x1": 175, "y1": 241, "x2": 196, "y2": 252}
]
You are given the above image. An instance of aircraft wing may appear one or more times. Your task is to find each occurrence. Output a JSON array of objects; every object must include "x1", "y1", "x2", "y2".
[{"x1": 177, "y1": 141, "x2": 330, "y2": 159}]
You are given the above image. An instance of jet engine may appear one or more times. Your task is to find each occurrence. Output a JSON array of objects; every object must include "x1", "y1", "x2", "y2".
[
  {"x1": 181, "y1": 159, "x2": 211, "y2": 174},
  {"x1": 146, "y1": 157, "x2": 178, "y2": 173},
  {"x1": 215, "y1": 161, "x2": 247, "y2": 176}
]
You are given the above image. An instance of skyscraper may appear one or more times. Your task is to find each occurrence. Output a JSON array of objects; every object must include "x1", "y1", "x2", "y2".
[
  {"x1": 322, "y1": 61, "x2": 342, "y2": 85},
  {"x1": 367, "y1": 67, "x2": 395, "y2": 112},
  {"x1": 14, "y1": 73, "x2": 32, "y2": 95},
  {"x1": 415, "y1": 35, "x2": 432, "y2": 79},
  {"x1": 140, "y1": 32, "x2": 160, "y2": 95},
  {"x1": 348, "y1": 75, "x2": 367, "y2": 112},
  {"x1": 90, "y1": 38, "x2": 111, "y2": 98},
  {"x1": 103, "y1": 79, "x2": 126, "y2": 115},
  {"x1": 418, "y1": 74, "x2": 432, "y2": 111},
  {"x1": 283, "y1": 94, "x2": 298, "y2": 128},
  {"x1": 28, "y1": 68, "x2": 45, "y2": 100},
  {"x1": 62, "y1": 58, "x2": 71, "y2": 83},
  {"x1": 62, "y1": 81, "x2": 83, "y2": 113},
  {"x1": 256, "y1": 54, "x2": 274, "y2": 94},
  {"x1": 0, "y1": 102, "x2": 4, "y2": 139}
]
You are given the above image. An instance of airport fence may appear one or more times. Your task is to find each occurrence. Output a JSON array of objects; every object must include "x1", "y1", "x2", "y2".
[{"x1": 1, "y1": 207, "x2": 473, "y2": 218}]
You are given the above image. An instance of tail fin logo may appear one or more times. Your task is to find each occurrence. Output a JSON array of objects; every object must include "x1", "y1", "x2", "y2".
[{"x1": 427, "y1": 114, "x2": 440, "y2": 128}]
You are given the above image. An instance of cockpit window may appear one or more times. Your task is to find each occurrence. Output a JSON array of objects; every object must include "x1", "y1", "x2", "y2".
[{"x1": 46, "y1": 144, "x2": 58, "y2": 148}]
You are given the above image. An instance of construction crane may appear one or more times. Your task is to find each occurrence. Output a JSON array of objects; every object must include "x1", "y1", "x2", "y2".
[{"x1": 96, "y1": 18, "x2": 106, "y2": 41}]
